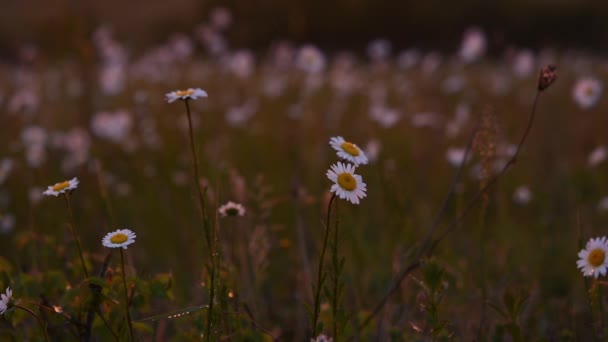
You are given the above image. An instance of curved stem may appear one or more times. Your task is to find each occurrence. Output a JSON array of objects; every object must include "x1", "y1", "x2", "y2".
[
  {"x1": 331, "y1": 199, "x2": 340, "y2": 341},
  {"x1": 120, "y1": 249, "x2": 135, "y2": 341},
  {"x1": 184, "y1": 99, "x2": 212, "y2": 250},
  {"x1": 64, "y1": 193, "x2": 89, "y2": 279},
  {"x1": 359, "y1": 90, "x2": 543, "y2": 331},
  {"x1": 15, "y1": 304, "x2": 50, "y2": 342},
  {"x1": 312, "y1": 193, "x2": 336, "y2": 337}
]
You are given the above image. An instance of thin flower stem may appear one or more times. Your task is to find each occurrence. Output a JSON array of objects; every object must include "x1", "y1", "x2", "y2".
[
  {"x1": 120, "y1": 249, "x2": 135, "y2": 342},
  {"x1": 312, "y1": 193, "x2": 336, "y2": 337},
  {"x1": 184, "y1": 99, "x2": 212, "y2": 250},
  {"x1": 182, "y1": 99, "x2": 217, "y2": 342},
  {"x1": 332, "y1": 199, "x2": 340, "y2": 341},
  {"x1": 64, "y1": 193, "x2": 89, "y2": 279},
  {"x1": 15, "y1": 304, "x2": 50, "y2": 342},
  {"x1": 359, "y1": 89, "x2": 544, "y2": 332}
]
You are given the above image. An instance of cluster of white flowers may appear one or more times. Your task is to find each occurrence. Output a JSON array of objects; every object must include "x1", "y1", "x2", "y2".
[{"x1": 327, "y1": 136, "x2": 369, "y2": 205}]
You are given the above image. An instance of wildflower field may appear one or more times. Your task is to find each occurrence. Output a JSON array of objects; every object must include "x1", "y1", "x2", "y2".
[{"x1": 1, "y1": 13, "x2": 608, "y2": 341}]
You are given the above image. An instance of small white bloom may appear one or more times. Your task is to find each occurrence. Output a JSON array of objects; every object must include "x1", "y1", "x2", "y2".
[
  {"x1": 311, "y1": 334, "x2": 333, "y2": 342},
  {"x1": 102, "y1": 229, "x2": 136, "y2": 249},
  {"x1": 295, "y1": 45, "x2": 326, "y2": 74},
  {"x1": 330, "y1": 136, "x2": 368, "y2": 166},
  {"x1": 577, "y1": 236, "x2": 608, "y2": 278},
  {"x1": 513, "y1": 185, "x2": 533, "y2": 205},
  {"x1": 326, "y1": 162, "x2": 367, "y2": 205},
  {"x1": 165, "y1": 88, "x2": 208, "y2": 103},
  {"x1": 588, "y1": 145, "x2": 607, "y2": 167},
  {"x1": 0, "y1": 287, "x2": 13, "y2": 315},
  {"x1": 573, "y1": 78, "x2": 602, "y2": 109},
  {"x1": 218, "y1": 201, "x2": 246, "y2": 217},
  {"x1": 599, "y1": 197, "x2": 608, "y2": 212},
  {"x1": 459, "y1": 27, "x2": 486, "y2": 63},
  {"x1": 43, "y1": 177, "x2": 79, "y2": 197},
  {"x1": 446, "y1": 147, "x2": 467, "y2": 167}
]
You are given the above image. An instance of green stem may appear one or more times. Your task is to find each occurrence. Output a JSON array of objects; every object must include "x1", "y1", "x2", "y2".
[
  {"x1": 120, "y1": 249, "x2": 135, "y2": 342},
  {"x1": 64, "y1": 193, "x2": 89, "y2": 279},
  {"x1": 15, "y1": 304, "x2": 50, "y2": 342},
  {"x1": 331, "y1": 199, "x2": 340, "y2": 341},
  {"x1": 312, "y1": 193, "x2": 336, "y2": 337},
  {"x1": 182, "y1": 99, "x2": 217, "y2": 341},
  {"x1": 184, "y1": 99, "x2": 212, "y2": 249}
]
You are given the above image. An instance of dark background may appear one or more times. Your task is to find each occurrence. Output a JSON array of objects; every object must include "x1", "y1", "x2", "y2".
[{"x1": 0, "y1": 0, "x2": 606, "y2": 58}]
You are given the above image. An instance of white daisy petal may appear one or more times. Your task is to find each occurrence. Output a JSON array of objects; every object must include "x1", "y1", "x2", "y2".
[
  {"x1": 165, "y1": 88, "x2": 208, "y2": 103},
  {"x1": 577, "y1": 236, "x2": 608, "y2": 278},
  {"x1": 218, "y1": 201, "x2": 246, "y2": 217},
  {"x1": 329, "y1": 136, "x2": 369, "y2": 166},
  {"x1": 102, "y1": 229, "x2": 137, "y2": 249},
  {"x1": 43, "y1": 177, "x2": 79, "y2": 197},
  {"x1": 326, "y1": 162, "x2": 367, "y2": 205}
]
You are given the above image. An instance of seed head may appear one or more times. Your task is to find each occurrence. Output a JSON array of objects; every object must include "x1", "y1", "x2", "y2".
[{"x1": 538, "y1": 64, "x2": 557, "y2": 91}]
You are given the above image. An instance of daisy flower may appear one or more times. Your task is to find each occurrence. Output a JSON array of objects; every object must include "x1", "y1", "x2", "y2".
[
  {"x1": 43, "y1": 177, "x2": 79, "y2": 196},
  {"x1": 577, "y1": 236, "x2": 608, "y2": 278},
  {"x1": 330, "y1": 136, "x2": 368, "y2": 166},
  {"x1": 218, "y1": 201, "x2": 246, "y2": 217},
  {"x1": 326, "y1": 162, "x2": 367, "y2": 205},
  {"x1": 165, "y1": 88, "x2": 208, "y2": 103},
  {"x1": 102, "y1": 229, "x2": 136, "y2": 249},
  {"x1": 0, "y1": 287, "x2": 12, "y2": 315},
  {"x1": 572, "y1": 78, "x2": 602, "y2": 109},
  {"x1": 311, "y1": 334, "x2": 333, "y2": 342}
]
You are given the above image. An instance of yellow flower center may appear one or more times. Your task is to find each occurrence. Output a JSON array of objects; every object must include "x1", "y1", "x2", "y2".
[
  {"x1": 175, "y1": 89, "x2": 194, "y2": 97},
  {"x1": 341, "y1": 142, "x2": 360, "y2": 156},
  {"x1": 337, "y1": 173, "x2": 357, "y2": 191},
  {"x1": 52, "y1": 181, "x2": 70, "y2": 192},
  {"x1": 110, "y1": 233, "x2": 129, "y2": 244},
  {"x1": 588, "y1": 248, "x2": 606, "y2": 267}
]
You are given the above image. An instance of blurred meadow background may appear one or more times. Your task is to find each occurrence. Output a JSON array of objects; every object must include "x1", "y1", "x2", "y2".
[{"x1": 1, "y1": 0, "x2": 608, "y2": 341}]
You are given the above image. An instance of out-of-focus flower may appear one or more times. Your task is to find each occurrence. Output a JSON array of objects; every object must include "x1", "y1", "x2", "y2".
[
  {"x1": 573, "y1": 77, "x2": 602, "y2": 109},
  {"x1": 577, "y1": 236, "x2": 608, "y2": 278},
  {"x1": 512, "y1": 49, "x2": 535, "y2": 78},
  {"x1": 102, "y1": 229, "x2": 136, "y2": 249},
  {"x1": 99, "y1": 64, "x2": 126, "y2": 95},
  {"x1": 228, "y1": 50, "x2": 255, "y2": 79},
  {"x1": 311, "y1": 334, "x2": 333, "y2": 342},
  {"x1": 28, "y1": 187, "x2": 44, "y2": 205},
  {"x1": 598, "y1": 197, "x2": 608, "y2": 212},
  {"x1": 397, "y1": 49, "x2": 421, "y2": 70},
  {"x1": 218, "y1": 201, "x2": 246, "y2": 217},
  {"x1": 367, "y1": 38, "x2": 392, "y2": 62},
  {"x1": 441, "y1": 74, "x2": 466, "y2": 94},
  {"x1": 411, "y1": 112, "x2": 441, "y2": 128},
  {"x1": 513, "y1": 185, "x2": 533, "y2": 205},
  {"x1": 459, "y1": 27, "x2": 486, "y2": 63},
  {"x1": 330, "y1": 136, "x2": 369, "y2": 166},
  {"x1": 364, "y1": 139, "x2": 382, "y2": 163},
  {"x1": 210, "y1": 7, "x2": 233, "y2": 31},
  {"x1": 43, "y1": 177, "x2": 79, "y2": 197},
  {"x1": 21, "y1": 126, "x2": 47, "y2": 147},
  {"x1": 369, "y1": 105, "x2": 401, "y2": 128},
  {"x1": 326, "y1": 162, "x2": 367, "y2": 205},
  {"x1": 165, "y1": 88, "x2": 208, "y2": 103},
  {"x1": 225, "y1": 101, "x2": 258, "y2": 127},
  {"x1": 588, "y1": 145, "x2": 607, "y2": 167},
  {"x1": 0, "y1": 287, "x2": 13, "y2": 315},
  {"x1": 91, "y1": 110, "x2": 133, "y2": 143},
  {"x1": 295, "y1": 45, "x2": 326, "y2": 74},
  {"x1": 0, "y1": 159, "x2": 14, "y2": 185},
  {"x1": 445, "y1": 147, "x2": 468, "y2": 167},
  {"x1": 0, "y1": 214, "x2": 15, "y2": 234}
]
